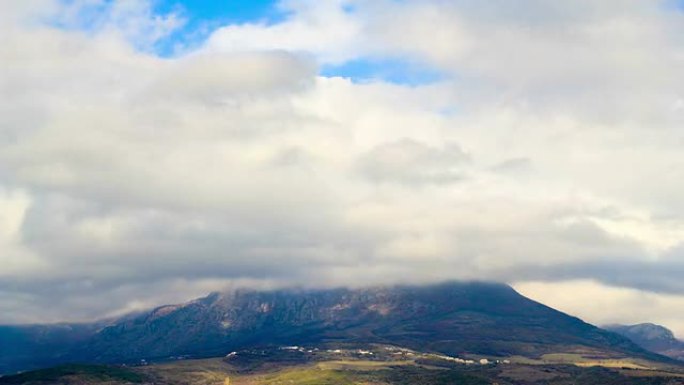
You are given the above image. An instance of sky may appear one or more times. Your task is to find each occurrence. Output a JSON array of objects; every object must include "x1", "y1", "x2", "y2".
[{"x1": 2, "y1": 0, "x2": 684, "y2": 336}]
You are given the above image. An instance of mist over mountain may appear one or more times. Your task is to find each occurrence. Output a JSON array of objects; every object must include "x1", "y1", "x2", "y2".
[{"x1": 0, "y1": 282, "x2": 666, "y2": 375}]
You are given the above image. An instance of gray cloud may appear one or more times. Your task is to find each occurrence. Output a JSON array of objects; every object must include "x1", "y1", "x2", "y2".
[{"x1": 356, "y1": 138, "x2": 470, "y2": 185}]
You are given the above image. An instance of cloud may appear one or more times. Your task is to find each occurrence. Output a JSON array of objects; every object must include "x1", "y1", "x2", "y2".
[
  {"x1": 0, "y1": 188, "x2": 46, "y2": 278},
  {"x1": 2, "y1": 0, "x2": 684, "y2": 333},
  {"x1": 356, "y1": 138, "x2": 470, "y2": 185},
  {"x1": 205, "y1": 0, "x2": 362, "y2": 64}
]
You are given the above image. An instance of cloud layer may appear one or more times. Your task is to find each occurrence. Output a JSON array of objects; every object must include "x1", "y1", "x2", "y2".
[{"x1": 2, "y1": 0, "x2": 684, "y2": 333}]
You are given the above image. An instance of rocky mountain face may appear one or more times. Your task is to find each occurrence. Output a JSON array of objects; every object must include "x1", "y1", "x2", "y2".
[
  {"x1": 0, "y1": 282, "x2": 666, "y2": 374},
  {"x1": 606, "y1": 323, "x2": 684, "y2": 361}
]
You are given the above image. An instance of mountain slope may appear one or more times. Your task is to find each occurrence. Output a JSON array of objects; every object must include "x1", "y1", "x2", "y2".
[
  {"x1": 607, "y1": 323, "x2": 684, "y2": 361},
  {"x1": 0, "y1": 282, "x2": 669, "y2": 374}
]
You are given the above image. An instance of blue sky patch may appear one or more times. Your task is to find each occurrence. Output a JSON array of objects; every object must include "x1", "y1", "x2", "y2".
[
  {"x1": 153, "y1": 0, "x2": 285, "y2": 56},
  {"x1": 321, "y1": 58, "x2": 446, "y2": 86},
  {"x1": 156, "y1": 0, "x2": 283, "y2": 24},
  {"x1": 663, "y1": 0, "x2": 684, "y2": 11}
]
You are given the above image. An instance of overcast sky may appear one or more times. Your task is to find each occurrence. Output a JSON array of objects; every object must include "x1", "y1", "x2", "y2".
[{"x1": 2, "y1": 0, "x2": 684, "y2": 335}]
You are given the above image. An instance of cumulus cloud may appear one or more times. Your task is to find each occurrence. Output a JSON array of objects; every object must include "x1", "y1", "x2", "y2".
[
  {"x1": 1, "y1": 0, "x2": 684, "y2": 331},
  {"x1": 205, "y1": 0, "x2": 364, "y2": 64}
]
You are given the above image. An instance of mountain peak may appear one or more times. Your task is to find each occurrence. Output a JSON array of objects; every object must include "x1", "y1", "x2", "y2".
[{"x1": 623, "y1": 323, "x2": 675, "y2": 340}]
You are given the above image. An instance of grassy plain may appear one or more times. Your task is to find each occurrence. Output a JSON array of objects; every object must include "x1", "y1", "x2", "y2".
[{"x1": 3, "y1": 345, "x2": 684, "y2": 384}]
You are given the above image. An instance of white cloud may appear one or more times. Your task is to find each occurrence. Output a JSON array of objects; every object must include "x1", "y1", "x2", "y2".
[{"x1": 205, "y1": 0, "x2": 363, "y2": 64}]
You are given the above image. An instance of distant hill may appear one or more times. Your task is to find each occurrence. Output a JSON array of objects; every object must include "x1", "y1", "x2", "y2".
[
  {"x1": 0, "y1": 324, "x2": 100, "y2": 374},
  {"x1": 0, "y1": 364, "x2": 146, "y2": 385},
  {"x1": 606, "y1": 323, "x2": 684, "y2": 361},
  {"x1": 0, "y1": 282, "x2": 670, "y2": 374}
]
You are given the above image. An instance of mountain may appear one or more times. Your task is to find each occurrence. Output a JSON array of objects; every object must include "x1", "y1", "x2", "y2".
[
  {"x1": 0, "y1": 282, "x2": 669, "y2": 374},
  {"x1": 606, "y1": 323, "x2": 684, "y2": 361}
]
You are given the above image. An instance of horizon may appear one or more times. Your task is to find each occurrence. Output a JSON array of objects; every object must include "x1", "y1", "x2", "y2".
[{"x1": 3, "y1": 0, "x2": 684, "y2": 339}]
